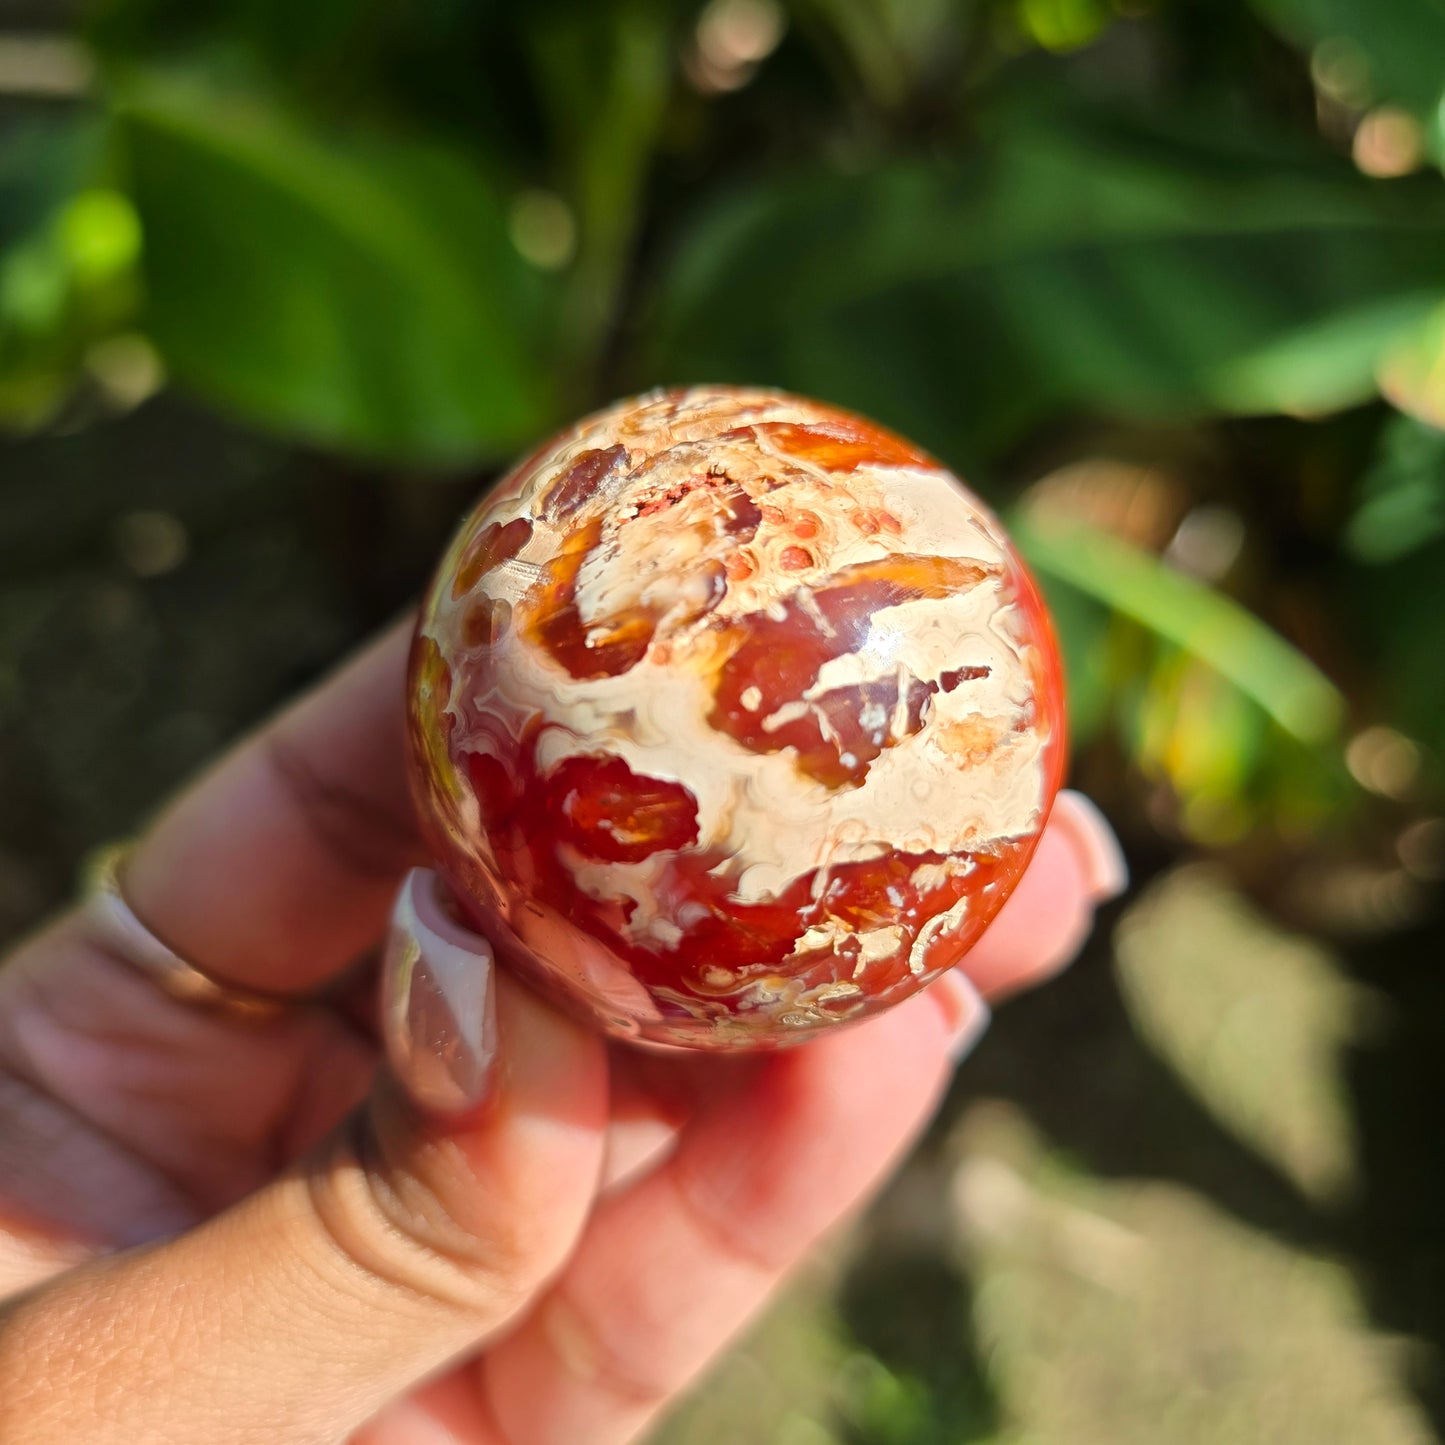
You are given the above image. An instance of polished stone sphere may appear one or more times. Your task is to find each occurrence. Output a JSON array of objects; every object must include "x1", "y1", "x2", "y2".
[{"x1": 408, "y1": 386, "x2": 1065, "y2": 1050}]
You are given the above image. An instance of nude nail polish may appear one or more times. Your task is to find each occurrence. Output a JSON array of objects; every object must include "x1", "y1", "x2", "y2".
[
  {"x1": 1053, "y1": 790, "x2": 1129, "y2": 903},
  {"x1": 383, "y1": 868, "x2": 498, "y2": 1114},
  {"x1": 932, "y1": 966, "x2": 991, "y2": 1063}
]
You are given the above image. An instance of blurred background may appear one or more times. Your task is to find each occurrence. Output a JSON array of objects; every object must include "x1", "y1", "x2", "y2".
[{"x1": 2, "y1": 0, "x2": 1445, "y2": 1438}]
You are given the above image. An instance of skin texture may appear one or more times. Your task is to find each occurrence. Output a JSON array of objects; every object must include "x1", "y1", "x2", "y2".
[
  {"x1": 0, "y1": 618, "x2": 1122, "y2": 1445},
  {"x1": 413, "y1": 388, "x2": 1067, "y2": 1048}
]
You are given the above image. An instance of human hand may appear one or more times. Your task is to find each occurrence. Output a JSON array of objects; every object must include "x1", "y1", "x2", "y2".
[{"x1": 0, "y1": 619, "x2": 1125, "y2": 1444}]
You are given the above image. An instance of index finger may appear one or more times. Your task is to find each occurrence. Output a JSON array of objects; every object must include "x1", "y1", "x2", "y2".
[
  {"x1": 371, "y1": 982, "x2": 965, "y2": 1445},
  {"x1": 122, "y1": 618, "x2": 425, "y2": 994}
]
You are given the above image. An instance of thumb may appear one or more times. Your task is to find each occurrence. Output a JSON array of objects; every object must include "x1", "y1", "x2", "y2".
[{"x1": 0, "y1": 883, "x2": 608, "y2": 1445}]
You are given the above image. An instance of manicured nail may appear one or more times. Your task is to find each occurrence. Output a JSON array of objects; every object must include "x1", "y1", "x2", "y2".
[
  {"x1": 1052, "y1": 790, "x2": 1129, "y2": 903},
  {"x1": 383, "y1": 868, "x2": 498, "y2": 1114},
  {"x1": 932, "y1": 967, "x2": 991, "y2": 1063}
]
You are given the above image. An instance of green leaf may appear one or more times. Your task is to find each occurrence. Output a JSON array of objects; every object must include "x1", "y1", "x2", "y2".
[
  {"x1": 0, "y1": 114, "x2": 141, "y2": 427},
  {"x1": 1030, "y1": 569, "x2": 1113, "y2": 748},
  {"x1": 1013, "y1": 513, "x2": 1344, "y2": 745},
  {"x1": 1346, "y1": 410, "x2": 1445, "y2": 562},
  {"x1": 0, "y1": 117, "x2": 103, "y2": 254},
  {"x1": 525, "y1": 2, "x2": 676, "y2": 392},
  {"x1": 1354, "y1": 533, "x2": 1445, "y2": 762},
  {"x1": 644, "y1": 100, "x2": 1445, "y2": 459},
  {"x1": 1250, "y1": 0, "x2": 1445, "y2": 125},
  {"x1": 114, "y1": 72, "x2": 558, "y2": 465}
]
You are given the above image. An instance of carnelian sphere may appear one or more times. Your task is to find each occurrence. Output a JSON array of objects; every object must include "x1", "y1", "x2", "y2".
[{"x1": 408, "y1": 386, "x2": 1066, "y2": 1050}]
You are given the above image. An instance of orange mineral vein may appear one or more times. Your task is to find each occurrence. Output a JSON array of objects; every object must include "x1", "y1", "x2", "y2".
[{"x1": 409, "y1": 386, "x2": 1065, "y2": 1050}]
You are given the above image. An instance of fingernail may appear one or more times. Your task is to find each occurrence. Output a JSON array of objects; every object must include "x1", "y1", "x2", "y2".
[
  {"x1": 1053, "y1": 790, "x2": 1129, "y2": 903},
  {"x1": 383, "y1": 868, "x2": 498, "y2": 1115},
  {"x1": 932, "y1": 967, "x2": 991, "y2": 1063}
]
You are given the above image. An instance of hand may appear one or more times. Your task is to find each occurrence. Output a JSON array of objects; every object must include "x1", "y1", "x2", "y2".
[{"x1": 0, "y1": 620, "x2": 1125, "y2": 1444}]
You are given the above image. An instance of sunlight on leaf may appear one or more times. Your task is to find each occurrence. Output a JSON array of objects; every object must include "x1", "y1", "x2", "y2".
[
  {"x1": 647, "y1": 99, "x2": 1445, "y2": 459},
  {"x1": 1134, "y1": 653, "x2": 1267, "y2": 845},
  {"x1": 115, "y1": 72, "x2": 558, "y2": 465},
  {"x1": 1019, "y1": 0, "x2": 1112, "y2": 53},
  {"x1": 1210, "y1": 293, "x2": 1441, "y2": 418},
  {"x1": 0, "y1": 115, "x2": 137, "y2": 427},
  {"x1": 1013, "y1": 512, "x2": 1344, "y2": 745},
  {"x1": 1376, "y1": 300, "x2": 1445, "y2": 432},
  {"x1": 58, "y1": 189, "x2": 141, "y2": 283}
]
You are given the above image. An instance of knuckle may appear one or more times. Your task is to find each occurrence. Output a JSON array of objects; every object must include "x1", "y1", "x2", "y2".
[
  {"x1": 666, "y1": 1161, "x2": 786, "y2": 1276},
  {"x1": 538, "y1": 1290, "x2": 674, "y2": 1408},
  {"x1": 302, "y1": 1111, "x2": 559, "y2": 1321},
  {"x1": 262, "y1": 729, "x2": 418, "y2": 881}
]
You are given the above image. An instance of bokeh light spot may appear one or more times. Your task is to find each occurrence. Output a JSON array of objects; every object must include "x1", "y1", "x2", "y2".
[
  {"x1": 1345, "y1": 725, "x2": 1421, "y2": 799},
  {"x1": 687, "y1": 0, "x2": 784, "y2": 93},
  {"x1": 59, "y1": 189, "x2": 142, "y2": 283},
  {"x1": 112, "y1": 510, "x2": 189, "y2": 579},
  {"x1": 1019, "y1": 0, "x2": 1110, "y2": 53},
  {"x1": 1310, "y1": 36, "x2": 1372, "y2": 108},
  {"x1": 1353, "y1": 106, "x2": 1425, "y2": 177},
  {"x1": 88, "y1": 334, "x2": 165, "y2": 411},
  {"x1": 508, "y1": 190, "x2": 577, "y2": 271}
]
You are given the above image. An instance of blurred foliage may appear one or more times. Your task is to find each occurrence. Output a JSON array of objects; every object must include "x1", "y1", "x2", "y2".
[
  {"x1": 115, "y1": 72, "x2": 556, "y2": 462},
  {"x1": 649, "y1": 99, "x2": 1445, "y2": 447},
  {"x1": 2, "y1": 0, "x2": 1443, "y2": 848},
  {"x1": 1250, "y1": 0, "x2": 1445, "y2": 152},
  {"x1": 1347, "y1": 412, "x2": 1445, "y2": 563},
  {"x1": 3, "y1": 0, "x2": 1445, "y2": 1440},
  {"x1": 0, "y1": 116, "x2": 140, "y2": 422}
]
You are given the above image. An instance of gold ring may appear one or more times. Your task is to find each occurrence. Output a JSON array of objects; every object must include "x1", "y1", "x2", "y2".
[{"x1": 81, "y1": 844, "x2": 293, "y2": 1022}]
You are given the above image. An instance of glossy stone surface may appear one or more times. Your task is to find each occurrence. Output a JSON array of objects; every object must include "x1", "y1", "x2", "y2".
[{"x1": 408, "y1": 387, "x2": 1066, "y2": 1050}]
